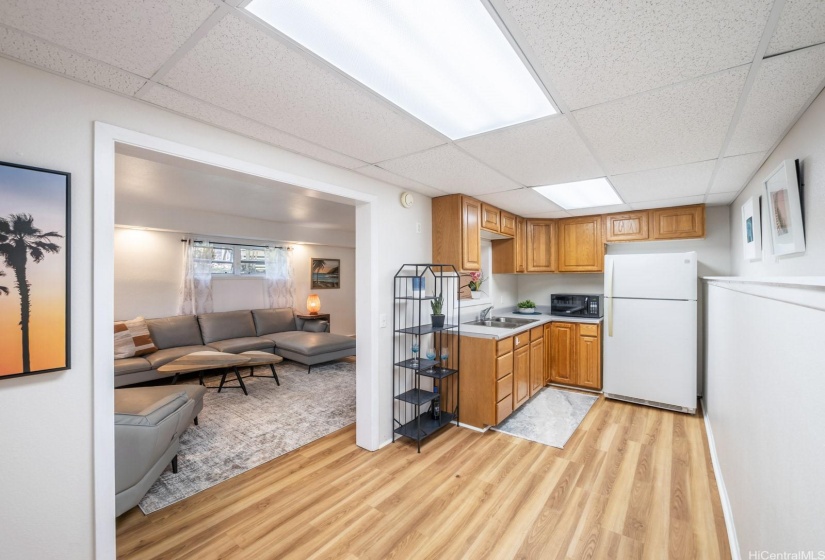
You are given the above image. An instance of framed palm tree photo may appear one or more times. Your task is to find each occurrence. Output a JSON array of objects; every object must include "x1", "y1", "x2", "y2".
[
  {"x1": 0, "y1": 161, "x2": 70, "y2": 380},
  {"x1": 310, "y1": 258, "x2": 340, "y2": 289}
]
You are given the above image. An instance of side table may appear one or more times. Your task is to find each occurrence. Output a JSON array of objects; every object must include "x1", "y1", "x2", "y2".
[{"x1": 297, "y1": 313, "x2": 331, "y2": 330}]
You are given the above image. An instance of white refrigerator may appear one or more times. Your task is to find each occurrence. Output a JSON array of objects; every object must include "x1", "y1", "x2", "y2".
[{"x1": 603, "y1": 252, "x2": 697, "y2": 414}]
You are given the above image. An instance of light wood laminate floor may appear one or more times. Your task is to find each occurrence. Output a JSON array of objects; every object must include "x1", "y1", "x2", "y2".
[{"x1": 117, "y1": 395, "x2": 729, "y2": 559}]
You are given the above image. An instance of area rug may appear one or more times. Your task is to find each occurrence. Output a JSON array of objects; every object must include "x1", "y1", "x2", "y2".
[
  {"x1": 491, "y1": 387, "x2": 597, "y2": 449},
  {"x1": 138, "y1": 359, "x2": 355, "y2": 514}
]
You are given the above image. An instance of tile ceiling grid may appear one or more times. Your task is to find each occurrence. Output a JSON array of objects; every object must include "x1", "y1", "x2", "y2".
[{"x1": 699, "y1": 0, "x2": 787, "y2": 201}]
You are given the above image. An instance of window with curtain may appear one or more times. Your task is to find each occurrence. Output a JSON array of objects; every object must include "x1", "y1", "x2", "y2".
[
  {"x1": 264, "y1": 247, "x2": 295, "y2": 308},
  {"x1": 177, "y1": 240, "x2": 214, "y2": 315}
]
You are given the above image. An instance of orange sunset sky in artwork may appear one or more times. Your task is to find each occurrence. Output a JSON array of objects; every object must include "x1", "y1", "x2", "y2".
[{"x1": 0, "y1": 164, "x2": 67, "y2": 376}]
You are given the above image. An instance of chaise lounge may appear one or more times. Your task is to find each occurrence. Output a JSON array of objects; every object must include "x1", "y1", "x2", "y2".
[{"x1": 114, "y1": 308, "x2": 356, "y2": 387}]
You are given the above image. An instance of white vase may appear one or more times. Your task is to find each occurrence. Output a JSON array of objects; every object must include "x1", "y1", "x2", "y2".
[{"x1": 470, "y1": 291, "x2": 481, "y2": 299}]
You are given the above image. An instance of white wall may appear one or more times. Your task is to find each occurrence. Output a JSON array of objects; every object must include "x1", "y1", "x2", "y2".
[
  {"x1": 730, "y1": 89, "x2": 825, "y2": 276},
  {"x1": 114, "y1": 229, "x2": 356, "y2": 335},
  {"x1": 0, "y1": 58, "x2": 431, "y2": 559}
]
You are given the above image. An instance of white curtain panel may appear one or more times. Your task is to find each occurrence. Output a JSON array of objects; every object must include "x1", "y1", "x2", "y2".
[
  {"x1": 177, "y1": 240, "x2": 214, "y2": 315},
  {"x1": 265, "y1": 247, "x2": 295, "y2": 309}
]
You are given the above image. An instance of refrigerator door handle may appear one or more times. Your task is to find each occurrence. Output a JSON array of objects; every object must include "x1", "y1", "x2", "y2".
[{"x1": 606, "y1": 258, "x2": 614, "y2": 337}]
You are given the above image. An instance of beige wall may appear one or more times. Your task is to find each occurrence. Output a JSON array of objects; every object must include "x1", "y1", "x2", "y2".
[
  {"x1": 0, "y1": 58, "x2": 431, "y2": 559},
  {"x1": 114, "y1": 229, "x2": 356, "y2": 335}
]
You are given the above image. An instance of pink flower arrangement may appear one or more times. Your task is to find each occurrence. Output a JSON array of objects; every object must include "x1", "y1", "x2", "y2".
[{"x1": 467, "y1": 271, "x2": 487, "y2": 291}]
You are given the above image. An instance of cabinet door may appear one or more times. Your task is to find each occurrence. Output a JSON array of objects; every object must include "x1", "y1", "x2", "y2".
[
  {"x1": 544, "y1": 324, "x2": 553, "y2": 384},
  {"x1": 481, "y1": 203, "x2": 500, "y2": 232},
  {"x1": 604, "y1": 211, "x2": 649, "y2": 242},
  {"x1": 513, "y1": 345, "x2": 530, "y2": 409},
  {"x1": 461, "y1": 197, "x2": 482, "y2": 271},
  {"x1": 576, "y1": 324, "x2": 602, "y2": 390},
  {"x1": 516, "y1": 216, "x2": 527, "y2": 273},
  {"x1": 549, "y1": 322, "x2": 576, "y2": 385},
  {"x1": 558, "y1": 216, "x2": 604, "y2": 272},
  {"x1": 526, "y1": 219, "x2": 557, "y2": 272},
  {"x1": 500, "y1": 211, "x2": 516, "y2": 237},
  {"x1": 530, "y1": 338, "x2": 545, "y2": 396},
  {"x1": 651, "y1": 204, "x2": 705, "y2": 240}
]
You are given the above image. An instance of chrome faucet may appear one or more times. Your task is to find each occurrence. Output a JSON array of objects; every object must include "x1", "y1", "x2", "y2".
[{"x1": 480, "y1": 306, "x2": 494, "y2": 320}]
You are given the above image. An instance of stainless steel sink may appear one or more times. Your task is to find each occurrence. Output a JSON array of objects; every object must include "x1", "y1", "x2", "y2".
[{"x1": 464, "y1": 316, "x2": 538, "y2": 329}]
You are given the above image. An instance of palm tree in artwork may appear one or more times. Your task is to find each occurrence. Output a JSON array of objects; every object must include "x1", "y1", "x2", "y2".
[
  {"x1": 312, "y1": 259, "x2": 326, "y2": 284},
  {"x1": 0, "y1": 270, "x2": 8, "y2": 296},
  {"x1": 0, "y1": 215, "x2": 63, "y2": 373}
]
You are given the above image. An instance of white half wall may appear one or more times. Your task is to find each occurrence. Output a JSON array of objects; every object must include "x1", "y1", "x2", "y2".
[
  {"x1": 114, "y1": 229, "x2": 356, "y2": 335},
  {"x1": 705, "y1": 281, "x2": 825, "y2": 555},
  {"x1": 0, "y1": 57, "x2": 431, "y2": 560}
]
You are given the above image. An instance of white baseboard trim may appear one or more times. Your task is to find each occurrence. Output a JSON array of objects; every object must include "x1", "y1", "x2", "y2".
[
  {"x1": 701, "y1": 398, "x2": 741, "y2": 560},
  {"x1": 457, "y1": 422, "x2": 488, "y2": 433}
]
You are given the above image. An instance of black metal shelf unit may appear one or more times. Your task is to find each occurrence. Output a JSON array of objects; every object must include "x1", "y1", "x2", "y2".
[{"x1": 393, "y1": 264, "x2": 460, "y2": 452}]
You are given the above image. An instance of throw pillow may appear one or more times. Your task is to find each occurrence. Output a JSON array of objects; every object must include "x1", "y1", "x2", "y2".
[{"x1": 114, "y1": 317, "x2": 158, "y2": 359}]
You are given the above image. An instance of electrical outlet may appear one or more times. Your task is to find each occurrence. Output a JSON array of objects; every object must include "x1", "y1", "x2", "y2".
[
  {"x1": 379, "y1": 313, "x2": 387, "y2": 328},
  {"x1": 416, "y1": 222, "x2": 422, "y2": 234}
]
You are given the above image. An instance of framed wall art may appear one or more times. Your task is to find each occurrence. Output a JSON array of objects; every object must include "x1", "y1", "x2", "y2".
[
  {"x1": 764, "y1": 159, "x2": 805, "y2": 257},
  {"x1": 740, "y1": 195, "x2": 762, "y2": 261},
  {"x1": 0, "y1": 161, "x2": 71, "y2": 380},
  {"x1": 310, "y1": 258, "x2": 340, "y2": 289}
]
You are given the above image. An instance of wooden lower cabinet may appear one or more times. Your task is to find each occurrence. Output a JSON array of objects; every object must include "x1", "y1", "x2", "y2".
[
  {"x1": 548, "y1": 322, "x2": 602, "y2": 390},
  {"x1": 529, "y1": 327, "x2": 545, "y2": 397},
  {"x1": 513, "y1": 344, "x2": 530, "y2": 409}
]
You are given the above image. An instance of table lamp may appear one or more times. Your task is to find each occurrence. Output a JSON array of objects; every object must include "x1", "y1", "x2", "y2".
[{"x1": 306, "y1": 293, "x2": 321, "y2": 315}]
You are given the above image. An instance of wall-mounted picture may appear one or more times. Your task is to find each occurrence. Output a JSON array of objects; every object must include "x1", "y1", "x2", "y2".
[
  {"x1": 740, "y1": 195, "x2": 762, "y2": 261},
  {"x1": 0, "y1": 161, "x2": 70, "y2": 380},
  {"x1": 311, "y1": 258, "x2": 340, "y2": 289},
  {"x1": 764, "y1": 159, "x2": 805, "y2": 257}
]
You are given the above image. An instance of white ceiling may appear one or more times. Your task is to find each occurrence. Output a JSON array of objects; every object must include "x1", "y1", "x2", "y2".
[
  {"x1": 115, "y1": 146, "x2": 355, "y2": 232},
  {"x1": 2, "y1": 0, "x2": 824, "y2": 218}
]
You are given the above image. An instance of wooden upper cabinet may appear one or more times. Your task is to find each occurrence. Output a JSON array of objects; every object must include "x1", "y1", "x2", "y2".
[
  {"x1": 500, "y1": 211, "x2": 516, "y2": 237},
  {"x1": 491, "y1": 215, "x2": 528, "y2": 273},
  {"x1": 604, "y1": 211, "x2": 649, "y2": 243},
  {"x1": 651, "y1": 204, "x2": 705, "y2": 240},
  {"x1": 432, "y1": 194, "x2": 481, "y2": 272},
  {"x1": 526, "y1": 219, "x2": 557, "y2": 272},
  {"x1": 481, "y1": 203, "x2": 500, "y2": 233},
  {"x1": 516, "y1": 217, "x2": 526, "y2": 273},
  {"x1": 558, "y1": 216, "x2": 604, "y2": 272}
]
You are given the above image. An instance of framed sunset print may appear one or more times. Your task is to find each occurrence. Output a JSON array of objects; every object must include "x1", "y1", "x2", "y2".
[{"x1": 0, "y1": 161, "x2": 70, "y2": 380}]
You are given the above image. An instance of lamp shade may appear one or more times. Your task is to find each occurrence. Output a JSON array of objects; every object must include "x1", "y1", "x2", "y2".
[{"x1": 306, "y1": 293, "x2": 321, "y2": 315}]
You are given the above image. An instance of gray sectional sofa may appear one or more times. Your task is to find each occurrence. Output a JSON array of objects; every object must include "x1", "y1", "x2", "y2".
[{"x1": 114, "y1": 308, "x2": 356, "y2": 387}]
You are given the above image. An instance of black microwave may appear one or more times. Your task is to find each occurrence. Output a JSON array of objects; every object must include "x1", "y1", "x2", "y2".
[{"x1": 550, "y1": 294, "x2": 603, "y2": 318}]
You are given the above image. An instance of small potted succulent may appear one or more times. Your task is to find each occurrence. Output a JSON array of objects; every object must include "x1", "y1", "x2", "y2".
[
  {"x1": 431, "y1": 292, "x2": 445, "y2": 328},
  {"x1": 466, "y1": 271, "x2": 487, "y2": 299},
  {"x1": 517, "y1": 299, "x2": 537, "y2": 314}
]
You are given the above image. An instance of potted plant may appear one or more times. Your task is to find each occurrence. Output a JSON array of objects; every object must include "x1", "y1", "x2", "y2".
[
  {"x1": 517, "y1": 299, "x2": 537, "y2": 314},
  {"x1": 431, "y1": 292, "x2": 445, "y2": 328},
  {"x1": 466, "y1": 271, "x2": 487, "y2": 299}
]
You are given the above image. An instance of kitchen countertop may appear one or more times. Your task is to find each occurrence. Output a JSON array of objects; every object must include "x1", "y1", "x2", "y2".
[{"x1": 458, "y1": 310, "x2": 603, "y2": 340}]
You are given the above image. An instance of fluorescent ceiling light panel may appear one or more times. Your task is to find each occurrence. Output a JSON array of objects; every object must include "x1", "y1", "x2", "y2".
[
  {"x1": 532, "y1": 178, "x2": 623, "y2": 210},
  {"x1": 245, "y1": 0, "x2": 555, "y2": 139}
]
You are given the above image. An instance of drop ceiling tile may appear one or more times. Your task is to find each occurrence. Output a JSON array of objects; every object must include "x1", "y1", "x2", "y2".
[
  {"x1": 566, "y1": 204, "x2": 631, "y2": 217},
  {"x1": 354, "y1": 165, "x2": 447, "y2": 198},
  {"x1": 456, "y1": 116, "x2": 603, "y2": 186},
  {"x1": 160, "y1": 15, "x2": 445, "y2": 164},
  {"x1": 378, "y1": 145, "x2": 521, "y2": 196},
  {"x1": 611, "y1": 160, "x2": 716, "y2": 203},
  {"x1": 727, "y1": 44, "x2": 825, "y2": 156},
  {"x1": 502, "y1": 0, "x2": 771, "y2": 109},
  {"x1": 143, "y1": 85, "x2": 365, "y2": 169},
  {"x1": 705, "y1": 192, "x2": 739, "y2": 206},
  {"x1": 476, "y1": 188, "x2": 564, "y2": 216},
  {"x1": 766, "y1": 0, "x2": 825, "y2": 56},
  {"x1": 709, "y1": 152, "x2": 767, "y2": 194},
  {"x1": 574, "y1": 67, "x2": 749, "y2": 175},
  {"x1": 0, "y1": 0, "x2": 216, "y2": 77},
  {"x1": 629, "y1": 195, "x2": 706, "y2": 211},
  {"x1": 0, "y1": 26, "x2": 146, "y2": 95},
  {"x1": 523, "y1": 210, "x2": 571, "y2": 219}
]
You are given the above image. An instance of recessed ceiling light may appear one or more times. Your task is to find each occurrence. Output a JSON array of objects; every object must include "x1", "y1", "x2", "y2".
[
  {"x1": 532, "y1": 178, "x2": 623, "y2": 210},
  {"x1": 245, "y1": 0, "x2": 556, "y2": 139}
]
